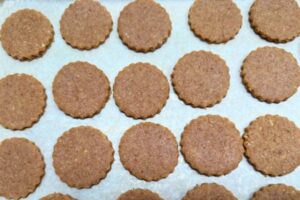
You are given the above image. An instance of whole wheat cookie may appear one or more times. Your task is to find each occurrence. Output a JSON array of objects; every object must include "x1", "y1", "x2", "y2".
[
  {"x1": 119, "y1": 122, "x2": 178, "y2": 181},
  {"x1": 60, "y1": 0, "x2": 112, "y2": 50},
  {"x1": 40, "y1": 193, "x2": 75, "y2": 200},
  {"x1": 53, "y1": 61, "x2": 110, "y2": 118},
  {"x1": 0, "y1": 9, "x2": 54, "y2": 60},
  {"x1": 251, "y1": 184, "x2": 300, "y2": 200},
  {"x1": 249, "y1": 0, "x2": 300, "y2": 43},
  {"x1": 118, "y1": 189, "x2": 163, "y2": 200},
  {"x1": 0, "y1": 138, "x2": 45, "y2": 199},
  {"x1": 189, "y1": 0, "x2": 242, "y2": 43},
  {"x1": 242, "y1": 47, "x2": 300, "y2": 103},
  {"x1": 113, "y1": 62, "x2": 169, "y2": 119},
  {"x1": 181, "y1": 115, "x2": 243, "y2": 176},
  {"x1": 53, "y1": 126, "x2": 114, "y2": 188},
  {"x1": 0, "y1": 74, "x2": 46, "y2": 130},
  {"x1": 172, "y1": 51, "x2": 230, "y2": 108},
  {"x1": 244, "y1": 115, "x2": 300, "y2": 176},
  {"x1": 118, "y1": 0, "x2": 171, "y2": 52}
]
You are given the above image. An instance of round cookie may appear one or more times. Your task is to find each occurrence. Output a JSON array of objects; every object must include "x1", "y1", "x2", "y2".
[
  {"x1": 172, "y1": 51, "x2": 230, "y2": 108},
  {"x1": 60, "y1": 0, "x2": 112, "y2": 50},
  {"x1": 118, "y1": 189, "x2": 163, "y2": 200},
  {"x1": 118, "y1": 0, "x2": 171, "y2": 52},
  {"x1": 249, "y1": 0, "x2": 300, "y2": 43},
  {"x1": 251, "y1": 184, "x2": 300, "y2": 200},
  {"x1": 0, "y1": 138, "x2": 45, "y2": 199},
  {"x1": 119, "y1": 122, "x2": 178, "y2": 181},
  {"x1": 242, "y1": 47, "x2": 300, "y2": 103},
  {"x1": 0, "y1": 74, "x2": 46, "y2": 130},
  {"x1": 53, "y1": 126, "x2": 114, "y2": 188},
  {"x1": 189, "y1": 0, "x2": 242, "y2": 43},
  {"x1": 1, "y1": 9, "x2": 54, "y2": 60},
  {"x1": 244, "y1": 115, "x2": 300, "y2": 176},
  {"x1": 53, "y1": 61, "x2": 110, "y2": 118},
  {"x1": 40, "y1": 193, "x2": 75, "y2": 200},
  {"x1": 181, "y1": 115, "x2": 243, "y2": 176},
  {"x1": 113, "y1": 62, "x2": 169, "y2": 119},
  {"x1": 182, "y1": 183, "x2": 237, "y2": 200}
]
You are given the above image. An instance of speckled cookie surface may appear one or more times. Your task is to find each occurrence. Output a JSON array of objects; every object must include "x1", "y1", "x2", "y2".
[
  {"x1": 172, "y1": 51, "x2": 229, "y2": 108},
  {"x1": 119, "y1": 122, "x2": 178, "y2": 181},
  {"x1": 249, "y1": 0, "x2": 300, "y2": 43},
  {"x1": 244, "y1": 115, "x2": 300, "y2": 176},
  {"x1": 181, "y1": 115, "x2": 243, "y2": 176},
  {"x1": 1, "y1": 9, "x2": 54, "y2": 60},
  {"x1": 53, "y1": 126, "x2": 114, "y2": 188},
  {"x1": 0, "y1": 74, "x2": 46, "y2": 130},
  {"x1": 118, "y1": 0, "x2": 171, "y2": 52},
  {"x1": 251, "y1": 184, "x2": 300, "y2": 200},
  {"x1": 0, "y1": 138, "x2": 45, "y2": 199},
  {"x1": 40, "y1": 193, "x2": 75, "y2": 200},
  {"x1": 242, "y1": 47, "x2": 300, "y2": 103},
  {"x1": 113, "y1": 62, "x2": 169, "y2": 119},
  {"x1": 118, "y1": 189, "x2": 163, "y2": 200},
  {"x1": 182, "y1": 183, "x2": 237, "y2": 200},
  {"x1": 53, "y1": 61, "x2": 110, "y2": 118},
  {"x1": 60, "y1": 0, "x2": 112, "y2": 50}
]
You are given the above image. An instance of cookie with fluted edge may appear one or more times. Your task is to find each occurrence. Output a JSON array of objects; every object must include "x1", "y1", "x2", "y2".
[
  {"x1": 118, "y1": 189, "x2": 163, "y2": 200},
  {"x1": 40, "y1": 193, "x2": 75, "y2": 200},
  {"x1": 251, "y1": 184, "x2": 300, "y2": 200}
]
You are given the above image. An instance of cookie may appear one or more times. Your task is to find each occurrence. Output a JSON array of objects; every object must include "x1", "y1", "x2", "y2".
[
  {"x1": 172, "y1": 51, "x2": 230, "y2": 108},
  {"x1": 113, "y1": 62, "x2": 169, "y2": 119},
  {"x1": 118, "y1": 189, "x2": 163, "y2": 200},
  {"x1": 0, "y1": 138, "x2": 45, "y2": 199},
  {"x1": 244, "y1": 115, "x2": 300, "y2": 176},
  {"x1": 242, "y1": 47, "x2": 300, "y2": 103},
  {"x1": 40, "y1": 193, "x2": 75, "y2": 200},
  {"x1": 53, "y1": 126, "x2": 114, "y2": 188},
  {"x1": 189, "y1": 0, "x2": 242, "y2": 43},
  {"x1": 53, "y1": 61, "x2": 110, "y2": 118},
  {"x1": 118, "y1": 0, "x2": 171, "y2": 52},
  {"x1": 182, "y1": 183, "x2": 237, "y2": 200},
  {"x1": 1, "y1": 9, "x2": 54, "y2": 60},
  {"x1": 119, "y1": 122, "x2": 178, "y2": 181},
  {"x1": 249, "y1": 0, "x2": 300, "y2": 43},
  {"x1": 0, "y1": 74, "x2": 46, "y2": 130},
  {"x1": 181, "y1": 115, "x2": 243, "y2": 176},
  {"x1": 60, "y1": 0, "x2": 112, "y2": 50},
  {"x1": 251, "y1": 184, "x2": 300, "y2": 200}
]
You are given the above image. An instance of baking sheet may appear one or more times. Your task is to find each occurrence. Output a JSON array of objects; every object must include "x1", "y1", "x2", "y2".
[{"x1": 0, "y1": 0, "x2": 300, "y2": 199}]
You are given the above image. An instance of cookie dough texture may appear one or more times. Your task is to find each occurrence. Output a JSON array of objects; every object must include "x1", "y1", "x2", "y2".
[
  {"x1": 181, "y1": 115, "x2": 243, "y2": 176},
  {"x1": 53, "y1": 61, "x2": 110, "y2": 118},
  {"x1": 0, "y1": 74, "x2": 46, "y2": 130},
  {"x1": 40, "y1": 193, "x2": 75, "y2": 200},
  {"x1": 53, "y1": 126, "x2": 114, "y2": 188},
  {"x1": 118, "y1": 189, "x2": 163, "y2": 200},
  {"x1": 0, "y1": 138, "x2": 45, "y2": 199},
  {"x1": 118, "y1": 0, "x2": 171, "y2": 52},
  {"x1": 189, "y1": 0, "x2": 242, "y2": 43},
  {"x1": 1, "y1": 9, "x2": 54, "y2": 60},
  {"x1": 60, "y1": 0, "x2": 112, "y2": 50},
  {"x1": 249, "y1": 0, "x2": 300, "y2": 43},
  {"x1": 119, "y1": 122, "x2": 178, "y2": 181},
  {"x1": 242, "y1": 47, "x2": 300, "y2": 103},
  {"x1": 251, "y1": 184, "x2": 300, "y2": 200},
  {"x1": 244, "y1": 115, "x2": 300, "y2": 176}
]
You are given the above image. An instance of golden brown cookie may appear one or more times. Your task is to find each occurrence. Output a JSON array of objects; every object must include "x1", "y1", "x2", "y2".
[
  {"x1": 118, "y1": 0, "x2": 171, "y2": 52},
  {"x1": 189, "y1": 0, "x2": 242, "y2": 43},
  {"x1": 172, "y1": 51, "x2": 230, "y2": 108},
  {"x1": 119, "y1": 122, "x2": 178, "y2": 181},
  {"x1": 113, "y1": 62, "x2": 169, "y2": 119},
  {"x1": 60, "y1": 0, "x2": 112, "y2": 50},
  {"x1": 40, "y1": 193, "x2": 75, "y2": 200},
  {"x1": 53, "y1": 61, "x2": 110, "y2": 118},
  {"x1": 182, "y1": 183, "x2": 237, "y2": 200},
  {"x1": 249, "y1": 0, "x2": 300, "y2": 43},
  {"x1": 118, "y1": 189, "x2": 163, "y2": 200},
  {"x1": 241, "y1": 47, "x2": 300, "y2": 103},
  {"x1": 244, "y1": 115, "x2": 300, "y2": 176},
  {"x1": 0, "y1": 74, "x2": 46, "y2": 130},
  {"x1": 53, "y1": 126, "x2": 114, "y2": 188},
  {"x1": 1, "y1": 9, "x2": 54, "y2": 60},
  {"x1": 0, "y1": 138, "x2": 45, "y2": 199},
  {"x1": 251, "y1": 184, "x2": 300, "y2": 200},
  {"x1": 181, "y1": 115, "x2": 243, "y2": 176}
]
